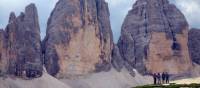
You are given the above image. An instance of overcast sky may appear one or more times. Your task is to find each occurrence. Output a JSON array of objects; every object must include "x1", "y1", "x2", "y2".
[{"x1": 0, "y1": 0, "x2": 200, "y2": 42}]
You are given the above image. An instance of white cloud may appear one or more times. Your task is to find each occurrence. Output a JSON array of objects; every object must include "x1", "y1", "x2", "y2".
[
  {"x1": 105, "y1": 0, "x2": 200, "y2": 42},
  {"x1": 174, "y1": 0, "x2": 200, "y2": 28},
  {"x1": 106, "y1": 0, "x2": 131, "y2": 7},
  {"x1": 105, "y1": 0, "x2": 135, "y2": 42}
]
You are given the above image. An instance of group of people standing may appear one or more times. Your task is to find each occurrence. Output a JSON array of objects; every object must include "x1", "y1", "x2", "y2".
[{"x1": 153, "y1": 72, "x2": 170, "y2": 85}]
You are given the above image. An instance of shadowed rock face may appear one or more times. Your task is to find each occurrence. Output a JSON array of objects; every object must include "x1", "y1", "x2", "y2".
[
  {"x1": 118, "y1": 0, "x2": 192, "y2": 75},
  {"x1": 5, "y1": 4, "x2": 42, "y2": 75},
  {"x1": 111, "y1": 45, "x2": 124, "y2": 72},
  {"x1": 43, "y1": 0, "x2": 113, "y2": 78},
  {"x1": 0, "y1": 29, "x2": 8, "y2": 74},
  {"x1": 189, "y1": 28, "x2": 200, "y2": 65}
]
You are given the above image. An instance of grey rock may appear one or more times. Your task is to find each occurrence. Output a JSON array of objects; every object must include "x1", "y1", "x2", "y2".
[
  {"x1": 95, "y1": 0, "x2": 114, "y2": 72},
  {"x1": 43, "y1": 0, "x2": 113, "y2": 77},
  {"x1": 0, "y1": 29, "x2": 8, "y2": 75},
  {"x1": 189, "y1": 28, "x2": 200, "y2": 65},
  {"x1": 111, "y1": 45, "x2": 124, "y2": 72},
  {"x1": 118, "y1": 0, "x2": 191, "y2": 75},
  {"x1": 5, "y1": 3, "x2": 43, "y2": 76},
  {"x1": 8, "y1": 12, "x2": 16, "y2": 23}
]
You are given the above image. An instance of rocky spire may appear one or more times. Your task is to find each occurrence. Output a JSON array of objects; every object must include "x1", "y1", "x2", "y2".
[
  {"x1": 8, "y1": 12, "x2": 16, "y2": 23},
  {"x1": 43, "y1": 0, "x2": 113, "y2": 78},
  {"x1": 6, "y1": 3, "x2": 42, "y2": 76},
  {"x1": 24, "y1": 3, "x2": 40, "y2": 33},
  {"x1": 117, "y1": 0, "x2": 192, "y2": 75}
]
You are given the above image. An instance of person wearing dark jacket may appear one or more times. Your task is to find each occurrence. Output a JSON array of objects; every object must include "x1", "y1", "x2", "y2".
[
  {"x1": 166, "y1": 72, "x2": 170, "y2": 84},
  {"x1": 157, "y1": 73, "x2": 161, "y2": 84},
  {"x1": 153, "y1": 73, "x2": 157, "y2": 85},
  {"x1": 162, "y1": 72, "x2": 166, "y2": 84}
]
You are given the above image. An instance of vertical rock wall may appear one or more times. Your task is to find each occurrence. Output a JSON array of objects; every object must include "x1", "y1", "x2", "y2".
[
  {"x1": 118, "y1": 0, "x2": 192, "y2": 75},
  {"x1": 188, "y1": 28, "x2": 200, "y2": 65},
  {"x1": 5, "y1": 4, "x2": 42, "y2": 76},
  {"x1": 43, "y1": 0, "x2": 113, "y2": 78},
  {"x1": 0, "y1": 29, "x2": 8, "y2": 74}
]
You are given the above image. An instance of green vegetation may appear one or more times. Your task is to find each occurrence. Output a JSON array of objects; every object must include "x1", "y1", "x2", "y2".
[{"x1": 134, "y1": 83, "x2": 200, "y2": 88}]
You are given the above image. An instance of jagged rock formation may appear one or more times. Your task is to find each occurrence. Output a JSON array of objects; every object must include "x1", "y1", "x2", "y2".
[
  {"x1": 5, "y1": 4, "x2": 42, "y2": 76},
  {"x1": 189, "y1": 28, "x2": 200, "y2": 65},
  {"x1": 43, "y1": 0, "x2": 113, "y2": 78},
  {"x1": 118, "y1": 0, "x2": 192, "y2": 75}
]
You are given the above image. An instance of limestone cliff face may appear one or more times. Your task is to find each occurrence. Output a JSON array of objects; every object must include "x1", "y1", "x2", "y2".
[
  {"x1": 118, "y1": 0, "x2": 192, "y2": 75},
  {"x1": 189, "y1": 28, "x2": 200, "y2": 65},
  {"x1": 5, "y1": 4, "x2": 42, "y2": 75},
  {"x1": 43, "y1": 0, "x2": 113, "y2": 78},
  {"x1": 0, "y1": 29, "x2": 8, "y2": 74}
]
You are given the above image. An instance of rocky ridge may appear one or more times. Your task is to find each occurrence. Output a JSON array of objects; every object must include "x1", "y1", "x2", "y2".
[{"x1": 0, "y1": 0, "x2": 199, "y2": 80}]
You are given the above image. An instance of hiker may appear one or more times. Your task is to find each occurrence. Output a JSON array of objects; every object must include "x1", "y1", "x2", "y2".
[
  {"x1": 166, "y1": 72, "x2": 170, "y2": 84},
  {"x1": 157, "y1": 73, "x2": 161, "y2": 84},
  {"x1": 162, "y1": 72, "x2": 166, "y2": 84},
  {"x1": 153, "y1": 73, "x2": 157, "y2": 85}
]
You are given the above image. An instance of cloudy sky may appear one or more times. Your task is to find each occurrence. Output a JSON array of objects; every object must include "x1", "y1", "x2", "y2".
[{"x1": 0, "y1": 0, "x2": 200, "y2": 42}]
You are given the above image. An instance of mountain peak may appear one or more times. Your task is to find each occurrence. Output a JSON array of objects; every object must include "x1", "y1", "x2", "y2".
[
  {"x1": 43, "y1": 0, "x2": 113, "y2": 78},
  {"x1": 9, "y1": 12, "x2": 16, "y2": 23},
  {"x1": 118, "y1": 0, "x2": 191, "y2": 75},
  {"x1": 25, "y1": 3, "x2": 38, "y2": 20}
]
